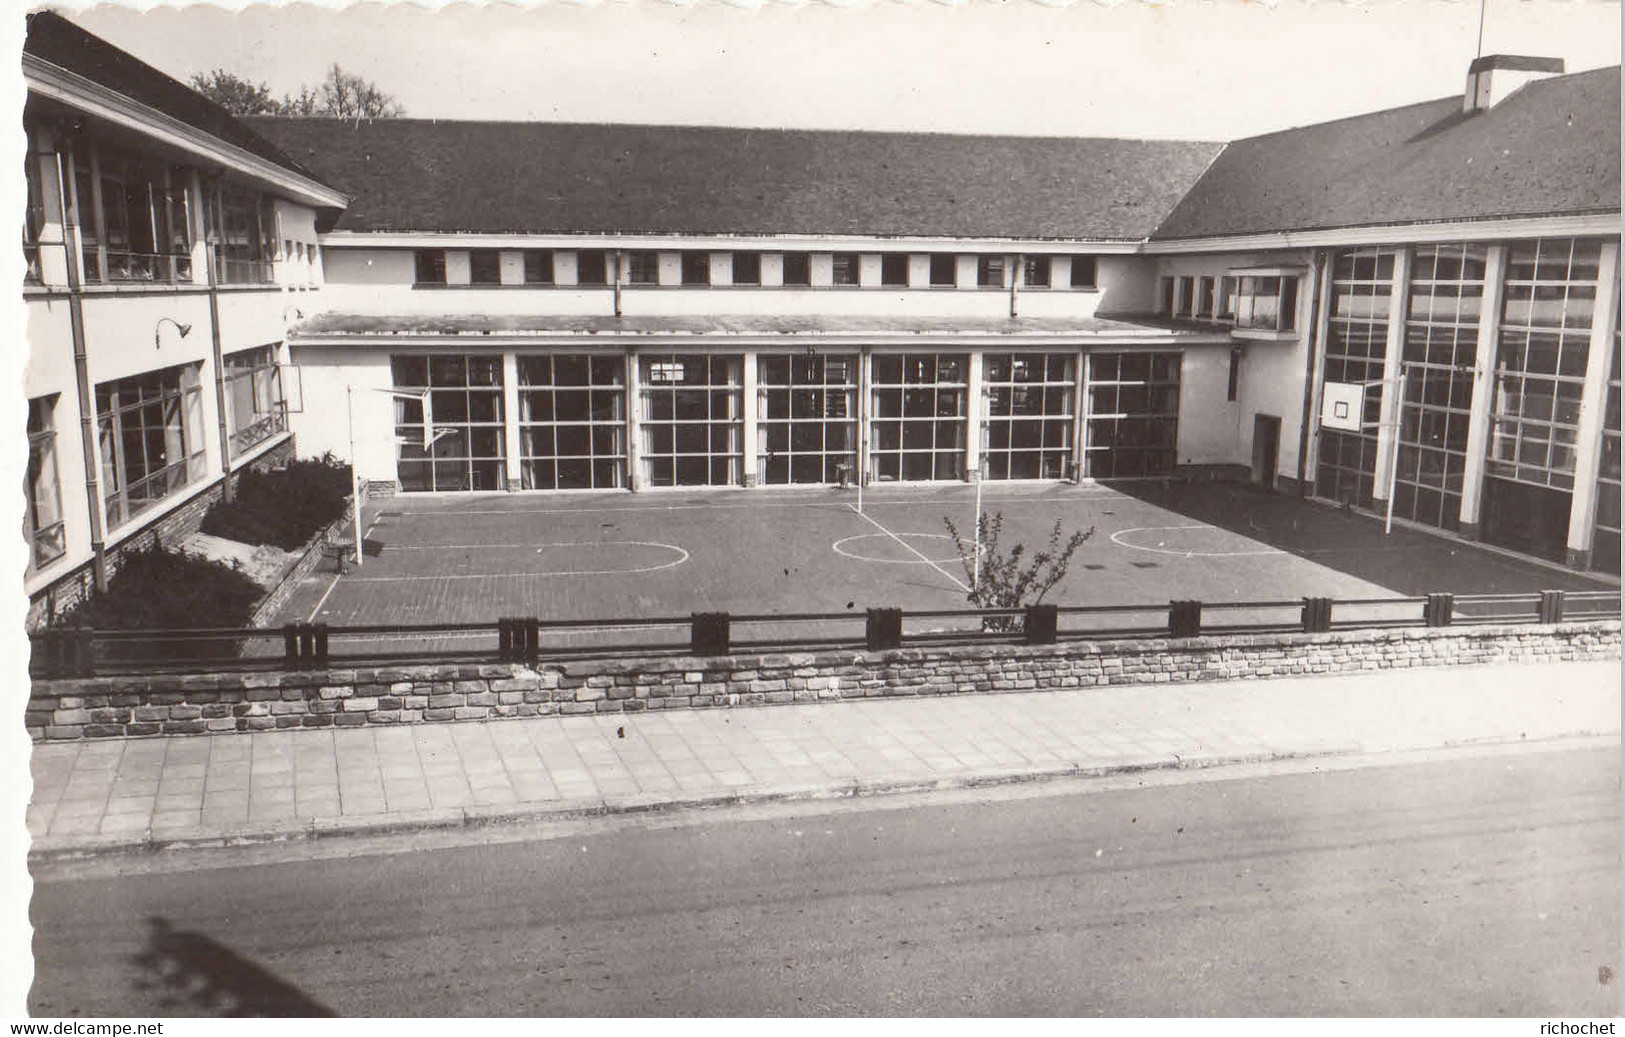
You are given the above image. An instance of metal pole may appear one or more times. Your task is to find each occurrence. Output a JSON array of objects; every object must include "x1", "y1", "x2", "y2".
[
  {"x1": 973, "y1": 458, "x2": 984, "y2": 592},
  {"x1": 1385, "y1": 365, "x2": 1407, "y2": 536},
  {"x1": 348, "y1": 384, "x2": 363, "y2": 567}
]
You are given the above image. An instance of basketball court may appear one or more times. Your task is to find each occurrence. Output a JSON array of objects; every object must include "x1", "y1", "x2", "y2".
[{"x1": 274, "y1": 478, "x2": 1612, "y2": 657}]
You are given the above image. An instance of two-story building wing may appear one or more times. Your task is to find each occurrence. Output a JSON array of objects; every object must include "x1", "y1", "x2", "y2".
[{"x1": 23, "y1": 11, "x2": 346, "y2": 626}]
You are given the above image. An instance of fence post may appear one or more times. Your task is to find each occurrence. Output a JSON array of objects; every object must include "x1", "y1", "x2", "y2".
[
  {"x1": 692, "y1": 612, "x2": 730, "y2": 656},
  {"x1": 283, "y1": 624, "x2": 301, "y2": 666},
  {"x1": 865, "y1": 608, "x2": 903, "y2": 651},
  {"x1": 1538, "y1": 590, "x2": 1565, "y2": 624},
  {"x1": 1301, "y1": 597, "x2": 1333, "y2": 633},
  {"x1": 1025, "y1": 604, "x2": 1058, "y2": 645},
  {"x1": 1169, "y1": 600, "x2": 1203, "y2": 638},
  {"x1": 74, "y1": 626, "x2": 96, "y2": 677},
  {"x1": 312, "y1": 624, "x2": 329, "y2": 667},
  {"x1": 524, "y1": 618, "x2": 540, "y2": 665},
  {"x1": 1424, "y1": 592, "x2": 1454, "y2": 627}
]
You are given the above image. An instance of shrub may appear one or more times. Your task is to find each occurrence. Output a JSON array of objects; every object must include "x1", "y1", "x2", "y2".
[
  {"x1": 202, "y1": 453, "x2": 352, "y2": 550},
  {"x1": 50, "y1": 546, "x2": 264, "y2": 665},
  {"x1": 943, "y1": 512, "x2": 1094, "y2": 631}
]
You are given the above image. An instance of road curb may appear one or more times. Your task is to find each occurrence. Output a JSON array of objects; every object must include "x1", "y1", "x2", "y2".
[{"x1": 24, "y1": 733, "x2": 1606, "y2": 864}]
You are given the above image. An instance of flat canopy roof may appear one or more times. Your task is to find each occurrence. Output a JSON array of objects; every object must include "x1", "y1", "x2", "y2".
[{"x1": 291, "y1": 312, "x2": 1232, "y2": 343}]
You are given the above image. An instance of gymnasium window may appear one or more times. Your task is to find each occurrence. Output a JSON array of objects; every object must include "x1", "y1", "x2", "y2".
[
  {"x1": 517, "y1": 354, "x2": 626, "y2": 491},
  {"x1": 982, "y1": 353, "x2": 1075, "y2": 480},
  {"x1": 757, "y1": 354, "x2": 859, "y2": 485},
  {"x1": 868, "y1": 353, "x2": 968, "y2": 482}
]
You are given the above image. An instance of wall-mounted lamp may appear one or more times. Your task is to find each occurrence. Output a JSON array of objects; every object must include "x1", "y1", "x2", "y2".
[{"x1": 154, "y1": 317, "x2": 191, "y2": 349}]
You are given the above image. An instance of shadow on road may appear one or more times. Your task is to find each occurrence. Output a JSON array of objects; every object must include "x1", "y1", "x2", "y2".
[
  {"x1": 1107, "y1": 478, "x2": 1613, "y2": 597},
  {"x1": 130, "y1": 917, "x2": 337, "y2": 1017}
]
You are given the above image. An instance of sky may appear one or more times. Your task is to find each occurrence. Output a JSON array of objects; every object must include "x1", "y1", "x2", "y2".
[{"x1": 50, "y1": 0, "x2": 1625, "y2": 142}]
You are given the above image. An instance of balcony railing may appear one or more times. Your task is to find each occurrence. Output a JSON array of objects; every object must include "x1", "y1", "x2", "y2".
[
  {"x1": 215, "y1": 256, "x2": 275, "y2": 286},
  {"x1": 228, "y1": 409, "x2": 289, "y2": 459},
  {"x1": 101, "y1": 249, "x2": 194, "y2": 285}
]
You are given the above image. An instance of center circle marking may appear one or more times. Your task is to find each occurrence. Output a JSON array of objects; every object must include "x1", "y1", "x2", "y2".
[{"x1": 832, "y1": 532, "x2": 962, "y2": 565}]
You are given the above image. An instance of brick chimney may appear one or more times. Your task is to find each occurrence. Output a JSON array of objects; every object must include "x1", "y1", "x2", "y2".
[{"x1": 1464, "y1": 54, "x2": 1566, "y2": 113}]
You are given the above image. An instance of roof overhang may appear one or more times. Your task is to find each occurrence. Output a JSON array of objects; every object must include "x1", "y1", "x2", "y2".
[
  {"x1": 288, "y1": 313, "x2": 1233, "y2": 350},
  {"x1": 317, "y1": 231, "x2": 1146, "y2": 254},
  {"x1": 1143, "y1": 212, "x2": 1622, "y2": 254},
  {"x1": 25, "y1": 54, "x2": 349, "y2": 210}
]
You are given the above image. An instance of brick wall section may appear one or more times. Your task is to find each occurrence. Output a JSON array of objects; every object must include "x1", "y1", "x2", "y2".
[
  {"x1": 25, "y1": 620, "x2": 1619, "y2": 741},
  {"x1": 27, "y1": 437, "x2": 297, "y2": 632}
]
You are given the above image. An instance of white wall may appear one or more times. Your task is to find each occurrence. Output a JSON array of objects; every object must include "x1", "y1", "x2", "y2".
[
  {"x1": 1176, "y1": 345, "x2": 1244, "y2": 466},
  {"x1": 286, "y1": 346, "x2": 399, "y2": 483}
]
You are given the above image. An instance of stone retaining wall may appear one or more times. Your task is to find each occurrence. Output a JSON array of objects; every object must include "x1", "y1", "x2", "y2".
[
  {"x1": 25, "y1": 620, "x2": 1619, "y2": 741},
  {"x1": 245, "y1": 497, "x2": 359, "y2": 628}
]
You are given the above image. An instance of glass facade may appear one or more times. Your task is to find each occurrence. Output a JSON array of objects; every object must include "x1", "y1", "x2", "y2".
[
  {"x1": 1391, "y1": 244, "x2": 1486, "y2": 531},
  {"x1": 1593, "y1": 317, "x2": 1621, "y2": 573},
  {"x1": 223, "y1": 345, "x2": 286, "y2": 459},
  {"x1": 391, "y1": 355, "x2": 507, "y2": 492},
  {"x1": 640, "y1": 354, "x2": 743, "y2": 487},
  {"x1": 518, "y1": 354, "x2": 627, "y2": 490},
  {"x1": 1082, "y1": 352, "x2": 1180, "y2": 478},
  {"x1": 982, "y1": 353, "x2": 1075, "y2": 480},
  {"x1": 869, "y1": 353, "x2": 968, "y2": 482},
  {"x1": 1317, "y1": 250, "x2": 1395, "y2": 507},
  {"x1": 756, "y1": 353, "x2": 858, "y2": 485}
]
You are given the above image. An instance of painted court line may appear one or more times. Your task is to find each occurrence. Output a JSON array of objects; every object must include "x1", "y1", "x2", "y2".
[
  {"x1": 845, "y1": 503, "x2": 970, "y2": 593},
  {"x1": 1109, "y1": 524, "x2": 1283, "y2": 558},
  {"x1": 379, "y1": 489, "x2": 1118, "y2": 519}
]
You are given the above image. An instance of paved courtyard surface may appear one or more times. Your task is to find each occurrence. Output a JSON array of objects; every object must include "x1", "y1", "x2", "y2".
[
  {"x1": 274, "y1": 480, "x2": 1613, "y2": 630},
  {"x1": 26, "y1": 658, "x2": 1621, "y2": 860}
]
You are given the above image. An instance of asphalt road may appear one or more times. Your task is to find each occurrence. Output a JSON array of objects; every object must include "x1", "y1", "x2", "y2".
[{"x1": 28, "y1": 745, "x2": 1620, "y2": 1017}]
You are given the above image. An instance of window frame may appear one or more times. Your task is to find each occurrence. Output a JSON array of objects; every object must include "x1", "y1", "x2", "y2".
[
  {"x1": 414, "y1": 249, "x2": 447, "y2": 286},
  {"x1": 26, "y1": 395, "x2": 65, "y2": 570}
]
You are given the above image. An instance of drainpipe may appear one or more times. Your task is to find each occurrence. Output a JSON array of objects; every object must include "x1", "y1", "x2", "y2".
[
  {"x1": 52, "y1": 142, "x2": 107, "y2": 592},
  {"x1": 1009, "y1": 253, "x2": 1020, "y2": 318},
  {"x1": 1295, "y1": 249, "x2": 1328, "y2": 498},
  {"x1": 613, "y1": 248, "x2": 623, "y2": 318},
  {"x1": 208, "y1": 182, "x2": 232, "y2": 501}
]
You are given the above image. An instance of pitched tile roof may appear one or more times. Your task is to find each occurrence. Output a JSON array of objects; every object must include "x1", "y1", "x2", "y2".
[
  {"x1": 24, "y1": 10, "x2": 320, "y2": 182},
  {"x1": 1153, "y1": 66, "x2": 1621, "y2": 241},
  {"x1": 245, "y1": 118, "x2": 1223, "y2": 241}
]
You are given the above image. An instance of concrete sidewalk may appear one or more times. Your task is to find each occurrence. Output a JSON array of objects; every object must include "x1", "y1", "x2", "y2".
[{"x1": 26, "y1": 659, "x2": 1621, "y2": 861}]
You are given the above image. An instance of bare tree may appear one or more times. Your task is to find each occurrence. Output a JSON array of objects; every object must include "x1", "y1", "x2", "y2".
[{"x1": 316, "y1": 63, "x2": 405, "y2": 120}]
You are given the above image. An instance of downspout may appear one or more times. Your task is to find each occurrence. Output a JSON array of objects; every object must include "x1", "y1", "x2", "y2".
[
  {"x1": 613, "y1": 248, "x2": 623, "y2": 318},
  {"x1": 1009, "y1": 253, "x2": 1020, "y2": 318},
  {"x1": 52, "y1": 142, "x2": 108, "y2": 592},
  {"x1": 1295, "y1": 249, "x2": 1327, "y2": 498},
  {"x1": 208, "y1": 180, "x2": 232, "y2": 501}
]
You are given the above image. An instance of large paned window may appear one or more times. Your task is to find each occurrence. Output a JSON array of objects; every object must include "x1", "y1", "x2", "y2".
[
  {"x1": 208, "y1": 184, "x2": 274, "y2": 285},
  {"x1": 469, "y1": 249, "x2": 501, "y2": 285},
  {"x1": 1233, "y1": 274, "x2": 1299, "y2": 332},
  {"x1": 518, "y1": 354, "x2": 626, "y2": 490},
  {"x1": 223, "y1": 346, "x2": 287, "y2": 459},
  {"x1": 869, "y1": 353, "x2": 967, "y2": 482},
  {"x1": 757, "y1": 354, "x2": 858, "y2": 485},
  {"x1": 782, "y1": 254, "x2": 811, "y2": 287},
  {"x1": 575, "y1": 249, "x2": 609, "y2": 285},
  {"x1": 983, "y1": 353, "x2": 1075, "y2": 480},
  {"x1": 1083, "y1": 352, "x2": 1180, "y2": 478},
  {"x1": 1317, "y1": 250, "x2": 1395, "y2": 507},
  {"x1": 414, "y1": 249, "x2": 446, "y2": 285},
  {"x1": 79, "y1": 148, "x2": 192, "y2": 284},
  {"x1": 1482, "y1": 238, "x2": 1602, "y2": 560},
  {"x1": 640, "y1": 354, "x2": 743, "y2": 487},
  {"x1": 1392, "y1": 244, "x2": 1487, "y2": 531},
  {"x1": 523, "y1": 250, "x2": 553, "y2": 285},
  {"x1": 97, "y1": 364, "x2": 205, "y2": 528},
  {"x1": 26, "y1": 396, "x2": 65, "y2": 569},
  {"x1": 1593, "y1": 317, "x2": 1621, "y2": 574},
  {"x1": 390, "y1": 355, "x2": 507, "y2": 492}
]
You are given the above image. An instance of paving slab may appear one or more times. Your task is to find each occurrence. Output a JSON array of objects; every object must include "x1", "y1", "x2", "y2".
[{"x1": 25, "y1": 658, "x2": 1621, "y2": 862}]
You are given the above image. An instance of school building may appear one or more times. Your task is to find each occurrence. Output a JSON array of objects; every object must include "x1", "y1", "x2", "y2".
[{"x1": 22, "y1": 10, "x2": 1622, "y2": 628}]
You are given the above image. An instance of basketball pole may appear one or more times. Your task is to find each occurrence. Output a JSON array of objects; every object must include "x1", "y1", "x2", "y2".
[
  {"x1": 347, "y1": 384, "x2": 364, "y2": 567},
  {"x1": 973, "y1": 457, "x2": 985, "y2": 593},
  {"x1": 1383, "y1": 364, "x2": 1409, "y2": 536}
]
